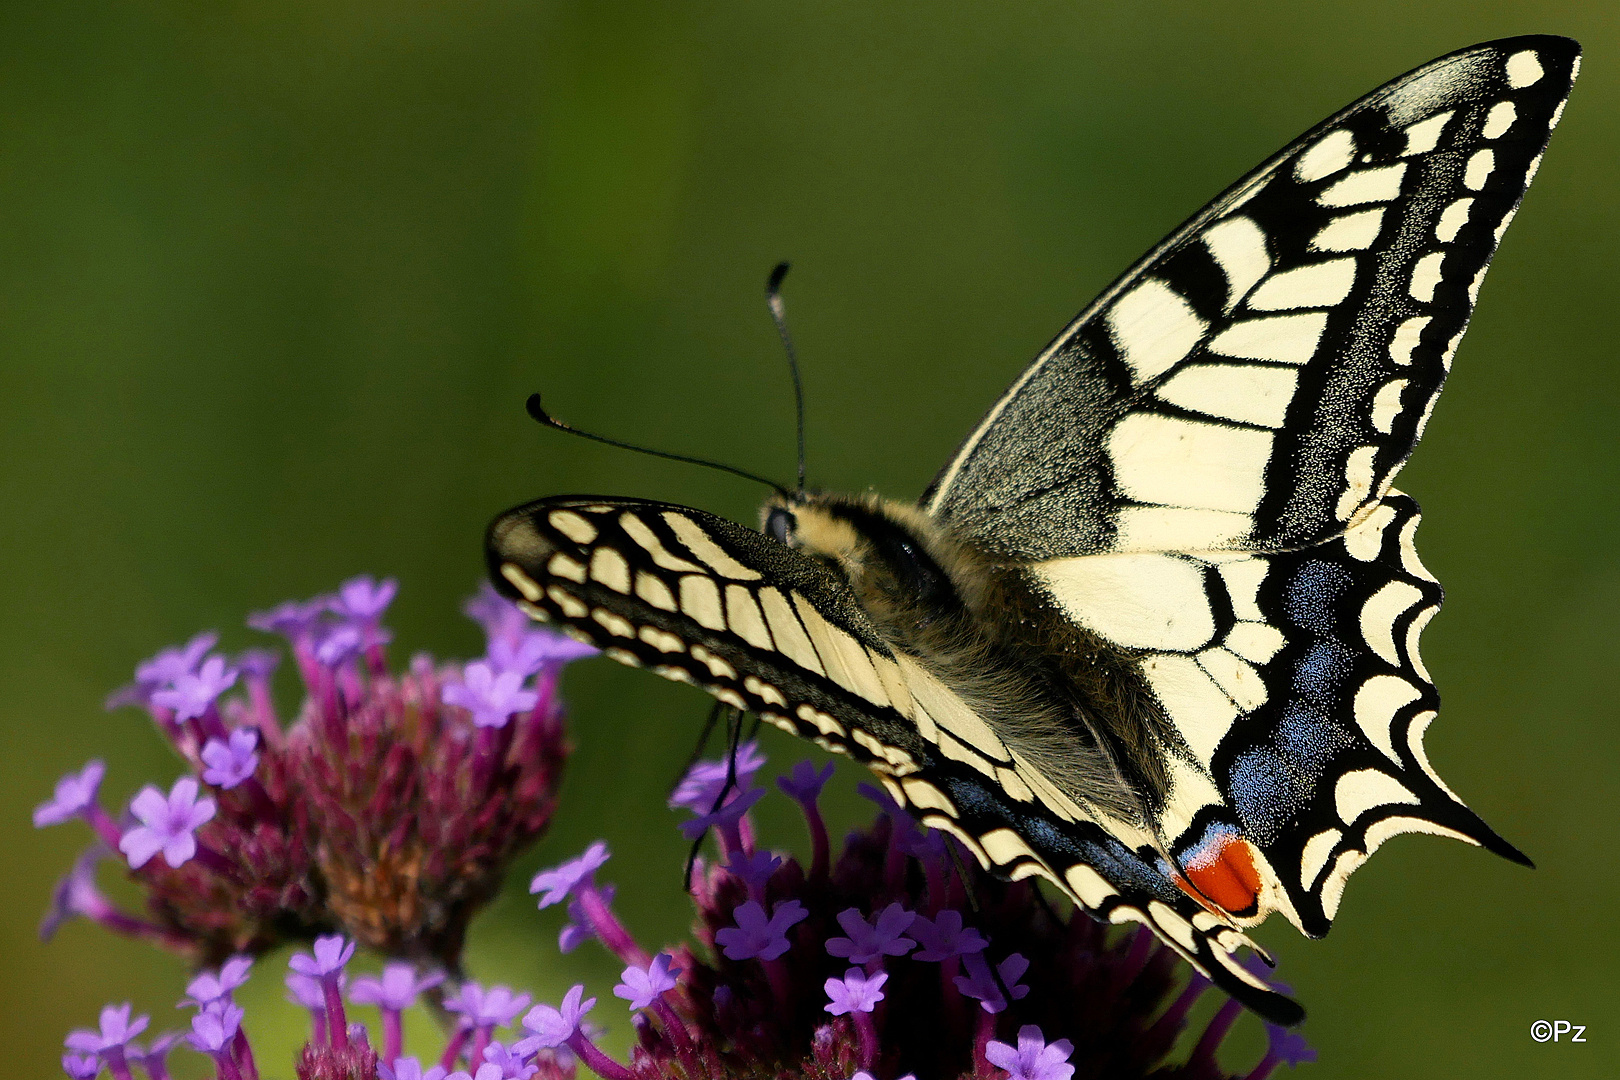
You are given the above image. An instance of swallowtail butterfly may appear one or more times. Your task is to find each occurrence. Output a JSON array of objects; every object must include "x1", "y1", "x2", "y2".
[{"x1": 487, "y1": 37, "x2": 1578, "y2": 1024}]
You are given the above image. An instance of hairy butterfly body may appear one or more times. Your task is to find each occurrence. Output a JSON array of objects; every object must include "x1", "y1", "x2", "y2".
[{"x1": 488, "y1": 37, "x2": 1579, "y2": 1024}]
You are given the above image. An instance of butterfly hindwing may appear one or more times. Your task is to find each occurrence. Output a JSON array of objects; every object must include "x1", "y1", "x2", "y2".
[{"x1": 924, "y1": 37, "x2": 1578, "y2": 559}]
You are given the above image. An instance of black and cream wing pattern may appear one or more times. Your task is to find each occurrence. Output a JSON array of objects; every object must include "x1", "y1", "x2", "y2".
[{"x1": 487, "y1": 37, "x2": 1578, "y2": 1025}]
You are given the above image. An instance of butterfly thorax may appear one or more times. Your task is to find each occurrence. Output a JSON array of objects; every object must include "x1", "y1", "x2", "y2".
[{"x1": 767, "y1": 491, "x2": 1180, "y2": 827}]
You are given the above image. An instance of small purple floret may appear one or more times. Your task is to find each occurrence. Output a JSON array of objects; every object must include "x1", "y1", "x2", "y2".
[
  {"x1": 519, "y1": 985, "x2": 595, "y2": 1049},
  {"x1": 65, "y1": 1003, "x2": 149, "y2": 1054},
  {"x1": 442, "y1": 661, "x2": 539, "y2": 728},
  {"x1": 677, "y1": 784, "x2": 764, "y2": 841},
  {"x1": 823, "y1": 968, "x2": 887, "y2": 1016},
  {"x1": 984, "y1": 1024, "x2": 1076, "y2": 1080},
  {"x1": 185, "y1": 1001, "x2": 244, "y2": 1055},
  {"x1": 716, "y1": 899, "x2": 807, "y2": 962},
  {"x1": 315, "y1": 622, "x2": 364, "y2": 666},
  {"x1": 613, "y1": 953, "x2": 681, "y2": 1010},
  {"x1": 184, "y1": 955, "x2": 254, "y2": 1007},
  {"x1": 825, "y1": 903, "x2": 916, "y2": 964},
  {"x1": 247, "y1": 598, "x2": 326, "y2": 639},
  {"x1": 41, "y1": 848, "x2": 108, "y2": 941},
  {"x1": 487, "y1": 628, "x2": 597, "y2": 677},
  {"x1": 60, "y1": 1051, "x2": 100, "y2": 1079},
  {"x1": 200, "y1": 729, "x2": 261, "y2": 789},
  {"x1": 669, "y1": 741, "x2": 767, "y2": 811},
  {"x1": 34, "y1": 761, "x2": 106, "y2": 828},
  {"x1": 133, "y1": 632, "x2": 219, "y2": 691},
  {"x1": 349, "y1": 962, "x2": 445, "y2": 1011},
  {"x1": 481, "y1": 1041, "x2": 539, "y2": 1080},
  {"x1": 289, "y1": 933, "x2": 356, "y2": 978},
  {"x1": 775, "y1": 760, "x2": 834, "y2": 802},
  {"x1": 724, "y1": 848, "x2": 782, "y2": 892},
  {"x1": 329, "y1": 575, "x2": 398, "y2": 623},
  {"x1": 529, "y1": 841, "x2": 610, "y2": 908},
  {"x1": 909, "y1": 909, "x2": 988, "y2": 961},
  {"x1": 149, "y1": 655, "x2": 238, "y2": 721},
  {"x1": 444, "y1": 982, "x2": 531, "y2": 1028},
  {"x1": 286, "y1": 972, "x2": 328, "y2": 1010},
  {"x1": 118, "y1": 777, "x2": 216, "y2": 869},
  {"x1": 378, "y1": 1057, "x2": 448, "y2": 1080}
]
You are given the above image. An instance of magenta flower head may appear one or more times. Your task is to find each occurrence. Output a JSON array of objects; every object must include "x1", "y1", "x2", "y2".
[
  {"x1": 118, "y1": 777, "x2": 216, "y2": 869},
  {"x1": 54, "y1": 578, "x2": 576, "y2": 971}
]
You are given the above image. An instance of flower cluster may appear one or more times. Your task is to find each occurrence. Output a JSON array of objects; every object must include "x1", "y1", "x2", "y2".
[
  {"x1": 60, "y1": 936, "x2": 588, "y2": 1080},
  {"x1": 506, "y1": 743, "x2": 1316, "y2": 1080},
  {"x1": 35, "y1": 578, "x2": 589, "y2": 970}
]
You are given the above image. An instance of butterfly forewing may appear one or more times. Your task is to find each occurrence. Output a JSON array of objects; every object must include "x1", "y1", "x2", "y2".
[{"x1": 924, "y1": 37, "x2": 1579, "y2": 559}]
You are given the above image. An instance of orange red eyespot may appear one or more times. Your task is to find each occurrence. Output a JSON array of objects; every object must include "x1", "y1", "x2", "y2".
[{"x1": 1176, "y1": 833, "x2": 1263, "y2": 918}]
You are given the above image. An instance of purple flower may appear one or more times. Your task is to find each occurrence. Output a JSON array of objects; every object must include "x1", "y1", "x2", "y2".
[
  {"x1": 118, "y1": 777, "x2": 216, "y2": 869},
  {"x1": 234, "y1": 647, "x2": 281, "y2": 680},
  {"x1": 149, "y1": 655, "x2": 238, "y2": 721},
  {"x1": 984, "y1": 1024, "x2": 1076, "y2": 1080},
  {"x1": 613, "y1": 953, "x2": 681, "y2": 1010},
  {"x1": 724, "y1": 848, "x2": 782, "y2": 892},
  {"x1": 247, "y1": 597, "x2": 327, "y2": 639},
  {"x1": 677, "y1": 784, "x2": 765, "y2": 841},
  {"x1": 185, "y1": 1001, "x2": 244, "y2": 1055},
  {"x1": 329, "y1": 575, "x2": 398, "y2": 623},
  {"x1": 776, "y1": 760, "x2": 834, "y2": 802},
  {"x1": 378, "y1": 1057, "x2": 448, "y2": 1080},
  {"x1": 519, "y1": 985, "x2": 595, "y2": 1049},
  {"x1": 716, "y1": 899, "x2": 807, "y2": 961},
  {"x1": 557, "y1": 884, "x2": 614, "y2": 953},
  {"x1": 529, "y1": 842, "x2": 610, "y2": 908},
  {"x1": 350, "y1": 962, "x2": 445, "y2": 1011},
  {"x1": 825, "y1": 903, "x2": 917, "y2": 964},
  {"x1": 184, "y1": 956, "x2": 254, "y2": 1007},
  {"x1": 464, "y1": 582, "x2": 528, "y2": 643},
  {"x1": 909, "y1": 909, "x2": 987, "y2": 962},
  {"x1": 41, "y1": 848, "x2": 108, "y2": 941},
  {"x1": 34, "y1": 761, "x2": 106, "y2": 827},
  {"x1": 442, "y1": 661, "x2": 539, "y2": 728},
  {"x1": 130, "y1": 1031, "x2": 185, "y2": 1076},
  {"x1": 954, "y1": 951, "x2": 1031, "y2": 1014},
  {"x1": 669, "y1": 741, "x2": 767, "y2": 811},
  {"x1": 286, "y1": 971, "x2": 329, "y2": 1010},
  {"x1": 289, "y1": 933, "x2": 356, "y2": 979},
  {"x1": 824, "y1": 968, "x2": 887, "y2": 1016},
  {"x1": 200, "y1": 729, "x2": 261, "y2": 788},
  {"x1": 488, "y1": 629, "x2": 597, "y2": 677},
  {"x1": 481, "y1": 1041, "x2": 539, "y2": 1080},
  {"x1": 65, "y1": 1003, "x2": 149, "y2": 1054},
  {"x1": 444, "y1": 982, "x2": 531, "y2": 1029},
  {"x1": 1263, "y1": 1023, "x2": 1318, "y2": 1069},
  {"x1": 60, "y1": 1052, "x2": 100, "y2": 1079},
  {"x1": 120, "y1": 631, "x2": 219, "y2": 702},
  {"x1": 315, "y1": 622, "x2": 364, "y2": 666},
  {"x1": 41, "y1": 856, "x2": 99, "y2": 937}
]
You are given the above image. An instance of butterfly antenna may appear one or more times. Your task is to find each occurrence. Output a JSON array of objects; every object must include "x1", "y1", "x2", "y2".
[
  {"x1": 527, "y1": 393, "x2": 792, "y2": 500},
  {"x1": 765, "y1": 262, "x2": 808, "y2": 494},
  {"x1": 683, "y1": 705, "x2": 746, "y2": 892}
]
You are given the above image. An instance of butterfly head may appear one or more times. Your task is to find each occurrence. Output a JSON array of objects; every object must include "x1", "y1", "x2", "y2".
[{"x1": 762, "y1": 492, "x2": 968, "y2": 632}]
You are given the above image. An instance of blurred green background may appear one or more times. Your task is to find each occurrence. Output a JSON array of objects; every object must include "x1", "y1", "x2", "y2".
[{"x1": 2, "y1": 2, "x2": 1614, "y2": 1077}]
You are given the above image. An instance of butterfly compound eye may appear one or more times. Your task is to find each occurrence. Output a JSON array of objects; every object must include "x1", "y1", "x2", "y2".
[{"x1": 766, "y1": 506, "x2": 796, "y2": 545}]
